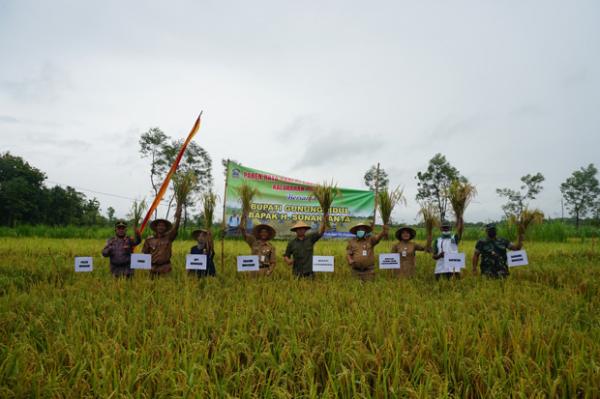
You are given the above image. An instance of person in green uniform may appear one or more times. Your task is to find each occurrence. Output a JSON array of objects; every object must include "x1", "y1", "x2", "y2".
[
  {"x1": 472, "y1": 223, "x2": 523, "y2": 278},
  {"x1": 283, "y1": 213, "x2": 328, "y2": 278}
]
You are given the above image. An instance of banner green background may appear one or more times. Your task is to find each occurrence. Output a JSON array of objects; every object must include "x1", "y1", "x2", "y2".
[{"x1": 224, "y1": 161, "x2": 375, "y2": 239}]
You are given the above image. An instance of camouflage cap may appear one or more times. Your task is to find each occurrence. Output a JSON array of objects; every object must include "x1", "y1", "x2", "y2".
[
  {"x1": 440, "y1": 220, "x2": 452, "y2": 229},
  {"x1": 114, "y1": 220, "x2": 127, "y2": 228}
]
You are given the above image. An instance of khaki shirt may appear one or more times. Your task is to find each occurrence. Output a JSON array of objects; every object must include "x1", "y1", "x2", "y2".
[
  {"x1": 391, "y1": 240, "x2": 426, "y2": 276},
  {"x1": 244, "y1": 235, "x2": 276, "y2": 268},
  {"x1": 142, "y1": 232, "x2": 175, "y2": 266},
  {"x1": 346, "y1": 236, "x2": 383, "y2": 270}
]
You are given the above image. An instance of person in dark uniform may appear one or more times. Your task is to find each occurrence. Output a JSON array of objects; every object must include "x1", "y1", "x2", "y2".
[
  {"x1": 189, "y1": 228, "x2": 216, "y2": 277},
  {"x1": 101, "y1": 220, "x2": 141, "y2": 278}
]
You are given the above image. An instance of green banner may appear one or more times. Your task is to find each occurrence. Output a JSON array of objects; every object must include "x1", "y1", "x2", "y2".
[{"x1": 224, "y1": 161, "x2": 375, "y2": 239}]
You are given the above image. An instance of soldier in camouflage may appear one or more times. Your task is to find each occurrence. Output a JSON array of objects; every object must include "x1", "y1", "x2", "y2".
[{"x1": 472, "y1": 223, "x2": 523, "y2": 278}]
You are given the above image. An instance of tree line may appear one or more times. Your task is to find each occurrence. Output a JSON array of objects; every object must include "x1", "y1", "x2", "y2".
[
  {"x1": 364, "y1": 154, "x2": 600, "y2": 228},
  {"x1": 2, "y1": 132, "x2": 599, "y2": 228}
]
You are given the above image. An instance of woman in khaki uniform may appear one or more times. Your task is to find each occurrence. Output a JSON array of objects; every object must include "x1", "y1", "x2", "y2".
[
  {"x1": 240, "y1": 223, "x2": 276, "y2": 276},
  {"x1": 391, "y1": 227, "x2": 430, "y2": 278}
]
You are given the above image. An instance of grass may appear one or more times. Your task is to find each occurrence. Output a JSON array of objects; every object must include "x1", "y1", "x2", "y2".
[{"x1": 0, "y1": 237, "x2": 599, "y2": 397}]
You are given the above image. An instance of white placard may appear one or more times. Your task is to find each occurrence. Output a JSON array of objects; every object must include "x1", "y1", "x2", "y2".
[
  {"x1": 74, "y1": 256, "x2": 93, "y2": 272},
  {"x1": 186, "y1": 254, "x2": 207, "y2": 270},
  {"x1": 444, "y1": 252, "x2": 466, "y2": 272},
  {"x1": 130, "y1": 253, "x2": 152, "y2": 270},
  {"x1": 379, "y1": 253, "x2": 401, "y2": 269},
  {"x1": 237, "y1": 255, "x2": 259, "y2": 272},
  {"x1": 313, "y1": 256, "x2": 334, "y2": 272},
  {"x1": 507, "y1": 250, "x2": 528, "y2": 267}
]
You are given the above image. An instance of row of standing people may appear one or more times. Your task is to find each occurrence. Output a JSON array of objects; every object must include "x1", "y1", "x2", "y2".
[{"x1": 102, "y1": 207, "x2": 523, "y2": 280}]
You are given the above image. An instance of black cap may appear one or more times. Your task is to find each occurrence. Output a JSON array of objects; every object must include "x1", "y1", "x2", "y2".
[{"x1": 485, "y1": 223, "x2": 496, "y2": 230}]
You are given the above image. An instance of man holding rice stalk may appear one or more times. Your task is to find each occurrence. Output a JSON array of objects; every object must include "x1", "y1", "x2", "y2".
[
  {"x1": 236, "y1": 183, "x2": 277, "y2": 276},
  {"x1": 142, "y1": 172, "x2": 189, "y2": 276},
  {"x1": 284, "y1": 217, "x2": 328, "y2": 278},
  {"x1": 431, "y1": 180, "x2": 475, "y2": 280},
  {"x1": 142, "y1": 202, "x2": 182, "y2": 276},
  {"x1": 284, "y1": 181, "x2": 334, "y2": 278},
  {"x1": 240, "y1": 223, "x2": 277, "y2": 276},
  {"x1": 346, "y1": 222, "x2": 389, "y2": 281}
]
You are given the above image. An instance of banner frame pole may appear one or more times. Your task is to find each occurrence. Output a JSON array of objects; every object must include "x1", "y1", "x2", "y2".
[{"x1": 220, "y1": 159, "x2": 230, "y2": 269}]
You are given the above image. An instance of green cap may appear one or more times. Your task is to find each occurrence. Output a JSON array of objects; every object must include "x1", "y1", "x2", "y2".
[
  {"x1": 114, "y1": 220, "x2": 127, "y2": 228},
  {"x1": 441, "y1": 220, "x2": 452, "y2": 229}
]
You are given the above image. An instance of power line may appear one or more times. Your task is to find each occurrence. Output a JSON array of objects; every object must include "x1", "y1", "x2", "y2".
[{"x1": 45, "y1": 180, "x2": 169, "y2": 206}]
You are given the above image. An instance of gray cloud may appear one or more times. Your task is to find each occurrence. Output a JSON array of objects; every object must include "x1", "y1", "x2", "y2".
[
  {"x1": 293, "y1": 130, "x2": 385, "y2": 169},
  {"x1": 0, "y1": 63, "x2": 70, "y2": 103}
]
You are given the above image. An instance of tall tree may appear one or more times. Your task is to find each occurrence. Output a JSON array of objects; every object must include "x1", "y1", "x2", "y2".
[
  {"x1": 161, "y1": 140, "x2": 213, "y2": 219},
  {"x1": 496, "y1": 172, "x2": 545, "y2": 218},
  {"x1": 106, "y1": 206, "x2": 116, "y2": 224},
  {"x1": 560, "y1": 164, "x2": 600, "y2": 228},
  {"x1": 0, "y1": 152, "x2": 46, "y2": 226},
  {"x1": 415, "y1": 153, "x2": 465, "y2": 222},
  {"x1": 363, "y1": 165, "x2": 389, "y2": 191},
  {"x1": 139, "y1": 127, "x2": 169, "y2": 217}
]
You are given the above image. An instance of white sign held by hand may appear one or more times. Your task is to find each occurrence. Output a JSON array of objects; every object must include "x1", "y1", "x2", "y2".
[
  {"x1": 186, "y1": 254, "x2": 207, "y2": 270},
  {"x1": 237, "y1": 255, "x2": 259, "y2": 272},
  {"x1": 313, "y1": 256, "x2": 334, "y2": 272},
  {"x1": 379, "y1": 253, "x2": 401, "y2": 269},
  {"x1": 444, "y1": 253, "x2": 465, "y2": 272},
  {"x1": 75, "y1": 257, "x2": 93, "y2": 272},
  {"x1": 131, "y1": 253, "x2": 152, "y2": 270},
  {"x1": 507, "y1": 250, "x2": 528, "y2": 267}
]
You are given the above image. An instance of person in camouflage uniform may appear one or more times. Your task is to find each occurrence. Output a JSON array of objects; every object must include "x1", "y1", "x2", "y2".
[
  {"x1": 472, "y1": 223, "x2": 523, "y2": 278},
  {"x1": 101, "y1": 220, "x2": 141, "y2": 278},
  {"x1": 346, "y1": 223, "x2": 388, "y2": 281}
]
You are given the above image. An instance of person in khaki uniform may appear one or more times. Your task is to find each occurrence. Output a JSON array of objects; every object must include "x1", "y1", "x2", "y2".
[
  {"x1": 346, "y1": 223, "x2": 389, "y2": 281},
  {"x1": 240, "y1": 223, "x2": 276, "y2": 276},
  {"x1": 142, "y1": 203, "x2": 182, "y2": 276},
  {"x1": 390, "y1": 227, "x2": 430, "y2": 278}
]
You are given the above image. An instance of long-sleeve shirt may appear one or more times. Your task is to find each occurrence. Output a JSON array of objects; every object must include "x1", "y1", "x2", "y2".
[
  {"x1": 284, "y1": 232, "x2": 322, "y2": 275},
  {"x1": 101, "y1": 234, "x2": 141, "y2": 266}
]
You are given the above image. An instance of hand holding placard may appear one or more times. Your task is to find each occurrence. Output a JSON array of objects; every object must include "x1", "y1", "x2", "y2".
[{"x1": 507, "y1": 250, "x2": 528, "y2": 267}]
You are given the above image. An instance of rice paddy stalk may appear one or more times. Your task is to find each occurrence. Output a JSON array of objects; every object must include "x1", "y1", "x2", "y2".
[{"x1": 378, "y1": 187, "x2": 406, "y2": 225}]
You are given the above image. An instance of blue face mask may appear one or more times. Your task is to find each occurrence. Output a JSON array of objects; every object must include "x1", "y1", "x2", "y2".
[{"x1": 356, "y1": 230, "x2": 366, "y2": 238}]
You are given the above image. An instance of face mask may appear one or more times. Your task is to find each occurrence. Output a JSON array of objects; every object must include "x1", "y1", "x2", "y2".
[
  {"x1": 356, "y1": 230, "x2": 366, "y2": 238},
  {"x1": 487, "y1": 229, "x2": 497, "y2": 238},
  {"x1": 442, "y1": 231, "x2": 451, "y2": 238}
]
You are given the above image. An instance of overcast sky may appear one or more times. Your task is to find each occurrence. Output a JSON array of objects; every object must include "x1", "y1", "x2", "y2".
[{"x1": 1, "y1": 0, "x2": 599, "y2": 224}]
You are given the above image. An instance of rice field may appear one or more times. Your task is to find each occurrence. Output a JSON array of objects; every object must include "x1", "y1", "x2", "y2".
[{"x1": 0, "y1": 237, "x2": 599, "y2": 397}]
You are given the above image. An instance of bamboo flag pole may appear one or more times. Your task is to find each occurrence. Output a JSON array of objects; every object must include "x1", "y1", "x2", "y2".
[
  {"x1": 372, "y1": 162, "x2": 380, "y2": 227},
  {"x1": 220, "y1": 159, "x2": 230, "y2": 268},
  {"x1": 138, "y1": 112, "x2": 203, "y2": 235}
]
